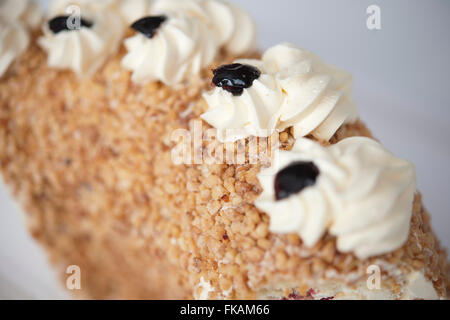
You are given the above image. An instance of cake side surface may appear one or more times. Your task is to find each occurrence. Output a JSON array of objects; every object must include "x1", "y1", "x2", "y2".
[{"x1": 0, "y1": 36, "x2": 448, "y2": 299}]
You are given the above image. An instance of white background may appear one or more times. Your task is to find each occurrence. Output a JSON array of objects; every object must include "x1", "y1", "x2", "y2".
[{"x1": 0, "y1": 0, "x2": 449, "y2": 299}]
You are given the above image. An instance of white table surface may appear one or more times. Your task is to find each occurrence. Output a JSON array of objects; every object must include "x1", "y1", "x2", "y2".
[{"x1": 0, "y1": 0, "x2": 449, "y2": 299}]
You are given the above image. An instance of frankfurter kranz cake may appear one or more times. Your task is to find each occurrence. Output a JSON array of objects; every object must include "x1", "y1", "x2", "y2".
[{"x1": 0, "y1": 0, "x2": 447, "y2": 300}]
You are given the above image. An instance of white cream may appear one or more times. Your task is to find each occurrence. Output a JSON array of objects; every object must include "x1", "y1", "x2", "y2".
[
  {"x1": 0, "y1": 0, "x2": 41, "y2": 77},
  {"x1": 47, "y1": 0, "x2": 119, "y2": 15},
  {"x1": 201, "y1": 43, "x2": 358, "y2": 142},
  {"x1": 39, "y1": 0, "x2": 124, "y2": 76},
  {"x1": 218, "y1": 2, "x2": 257, "y2": 56},
  {"x1": 255, "y1": 137, "x2": 416, "y2": 259},
  {"x1": 152, "y1": 0, "x2": 256, "y2": 56},
  {"x1": 0, "y1": 19, "x2": 29, "y2": 77},
  {"x1": 404, "y1": 271, "x2": 439, "y2": 300},
  {"x1": 122, "y1": 12, "x2": 217, "y2": 86},
  {"x1": 259, "y1": 270, "x2": 441, "y2": 300},
  {"x1": 121, "y1": 0, "x2": 256, "y2": 86},
  {"x1": 0, "y1": 0, "x2": 41, "y2": 29},
  {"x1": 118, "y1": 0, "x2": 154, "y2": 24},
  {"x1": 266, "y1": 43, "x2": 358, "y2": 141},
  {"x1": 258, "y1": 282, "x2": 400, "y2": 300},
  {"x1": 201, "y1": 73, "x2": 283, "y2": 142},
  {"x1": 195, "y1": 277, "x2": 215, "y2": 300},
  {"x1": 255, "y1": 138, "x2": 338, "y2": 247},
  {"x1": 328, "y1": 138, "x2": 416, "y2": 259}
]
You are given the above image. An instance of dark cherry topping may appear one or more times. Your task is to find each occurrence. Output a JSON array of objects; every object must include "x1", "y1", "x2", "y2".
[
  {"x1": 48, "y1": 15, "x2": 93, "y2": 34},
  {"x1": 274, "y1": 161, "x2": 320, "y2": 201},
  {"x1": 131, "y1": 16, "x2": 167, "y2": 38},
  {"x1": 212, "y1": 63, "x2": 261, "y2": 96}
]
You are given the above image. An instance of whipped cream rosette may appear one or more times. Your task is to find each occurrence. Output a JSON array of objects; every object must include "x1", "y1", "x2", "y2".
[
  {"x1": 122, "y1": 13, "x2": 217, "y2": 86},
  {"x1": 38, "y1": 0, "x2": 124, "y2": 76},
  {"x1": 151, "y1": 0, "x2": 256, "y2": 56},
  {"x1": 0, "y1": 19, "x2": 29, "y2": 78},
  {"x1": 121, "y1": 0, "x2": 256, "y2": 86},
  {"x1": 201, "y1": 63, "x2": 283, "y2": 142},
  {"x1": 118, "y1": 0, "x2": 155, "y2": 25},
  {"x1": 47, "y1": 0, "x2": 119, "y2": 14},
  {"x1": 201, "y1": 43, "x2": 358, "y2": 142},
  {"x1": 48, "y1": 0, "x2": 155, "y2": 25},
  {"x1": 266, "y1": 43, "x2": 358, "y2": 141},
  {"x1": 0, "y1": 0, "x2": 41, "y2": 29},
  {"x1": 0, "y1": 0, "x2": 41, "y2": 77},
  {"x1": 255, "y1": 137, "x2": 416, "y2": 259}
]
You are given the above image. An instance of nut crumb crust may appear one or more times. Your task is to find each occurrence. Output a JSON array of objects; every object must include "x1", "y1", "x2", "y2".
[{"x1": 0, "y1": 37, "x2": 447, "y2": 299}]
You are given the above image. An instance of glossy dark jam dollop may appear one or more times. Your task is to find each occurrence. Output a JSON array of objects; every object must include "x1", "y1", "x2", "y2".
[
  {"x1": 131, "y1": 16, "x2": 167, "y2": 38},
  {"x1": 212, "y1": 63, "x2": 261, "y2": 96},
  {"x1": 48, "y1": 15, "x2": 93, "y2": 34},
  {"x1": 274, "y1": 161, "x2": 320, "y2": 201}
]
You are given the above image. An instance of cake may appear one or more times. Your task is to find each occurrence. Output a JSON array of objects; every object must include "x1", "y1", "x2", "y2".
[{"x1": 0, "y1": 0, "x2": 448, "y2": 299}]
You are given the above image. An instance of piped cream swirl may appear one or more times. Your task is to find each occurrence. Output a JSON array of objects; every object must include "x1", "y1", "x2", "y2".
[
  {"x1": 118, "y1": 0, "x2": 154, "y2": 24},
  {"x1": 201, "y1": 43, "x2": 358, "y2": 142},
  {"x1": 0, "y1": 19, "x2": 29, "y2": 77},
  {"x1": 0, "y1": 0, "x2": 41, "y2": 28},
  {"x1": 201, "y1": 72, "x2": 283, "y2": 141},
  {"x1": 268, "y1": 43, "x2": 358, "y2": 141},
  {"x1": 0, "y1": 0, "x2": 41, "y2": 77},
  {"x1": 122, "y1": 13, "x2": 217, "y2": 86},
  {"x1": 39, "y1": 0, "x2": 124, "y2": 76},
  {"x1": 152, "y1": 0, "x2": 256, "y2": 56},
  {"x1": 47, "y1": 0, "x2": 119, "y2": 15},
  {"x1": 255, "y1": 137, "x2": 416, "y2": 259},
  {"x1": 121, "y1": 0, "x2": 256, "y2": 85}
]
